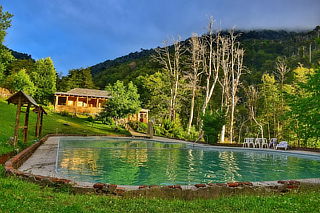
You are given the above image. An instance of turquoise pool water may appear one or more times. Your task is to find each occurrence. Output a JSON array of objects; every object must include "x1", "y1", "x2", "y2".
[{"x1": 56, "y1": 138, "x2": 320, "y2": 185}]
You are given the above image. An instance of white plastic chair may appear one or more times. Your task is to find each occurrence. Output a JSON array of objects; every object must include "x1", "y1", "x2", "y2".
[
  {"x1": 243, "y1": 138, "x2": 255, "y2": 148},
  {"x1": 243, "y1": 138, "x2": 250, "y2": 147},
  {"x1": 276, "y1": 141, "x2": 288, "y2": 150},
  {"x1": 269, "y1": 138, "x2": 277, "y2": 149},
  {"x1": 254, "y1": 138, "x2": 267, "y2": 148},
  {"x1": 261, "y1": 138, "x2": 269, "y2": 148}
]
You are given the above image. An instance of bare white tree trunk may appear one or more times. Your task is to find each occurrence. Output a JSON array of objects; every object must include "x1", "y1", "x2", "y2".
[
  {"x1": 219, "y1": 30, "x2": 245, "y2": 143},
  {"x1": 201, "y1": 18, "x2": 221, "y2": 116},
  {"x1": 186, "y1": 34, "x2": 203, "y2": 133},
  {"x1": 246, "y1": 86, "x2": 264, "y2": 139},
  {"x1": 154, "y1": 38, "x2": 185, "y2": 121},
  {"x1": 274, "y1": 57, "x2": 290, "y2": 139}
]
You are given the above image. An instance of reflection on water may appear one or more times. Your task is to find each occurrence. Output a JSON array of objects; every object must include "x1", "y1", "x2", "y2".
[{"x1": 56, "y1": 139, "x2": 320, "y2": 185}]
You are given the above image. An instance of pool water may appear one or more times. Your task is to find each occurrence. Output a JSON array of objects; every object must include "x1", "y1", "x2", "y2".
[{"x1": 56, "y1": 138, "x2": 320, "y2": 185}]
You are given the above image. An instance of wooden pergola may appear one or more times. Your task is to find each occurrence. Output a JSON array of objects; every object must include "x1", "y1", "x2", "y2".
[{"x1": 7, "y1": 91, "x2": 46, "y2": 146}]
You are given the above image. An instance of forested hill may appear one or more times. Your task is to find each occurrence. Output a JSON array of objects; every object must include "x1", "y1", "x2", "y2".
[
  {"x1": 7, "y1": 47, "x2": 33, "y2": 60},
  {"x1": 90, "y1": 27, "x2": 320, "y2": 89}
]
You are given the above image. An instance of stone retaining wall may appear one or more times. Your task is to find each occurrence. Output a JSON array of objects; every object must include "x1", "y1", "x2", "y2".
[{"x1": 4, "y1": 134, "x2": 320, "y2": 199}]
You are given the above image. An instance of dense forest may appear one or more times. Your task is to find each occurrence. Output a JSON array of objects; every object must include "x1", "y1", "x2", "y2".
[{"x1": 1, "y1": 5, "x2": 320, "y2": 147}]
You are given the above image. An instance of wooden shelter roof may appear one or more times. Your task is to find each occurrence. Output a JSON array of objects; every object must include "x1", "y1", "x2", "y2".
[
  {"x1": 7, "y1": 91, "x2": 38, "y2": 106},
  {"x1": 55, "y1": 88, "x2": 111, "y2": 98},
  {"x1": 33, "y1": 106, "x2": 47, "y2": 115}
]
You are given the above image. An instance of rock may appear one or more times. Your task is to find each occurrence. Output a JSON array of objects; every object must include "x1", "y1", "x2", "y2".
[
  {"x1": 115, "y1": 187, "x2": 126, "y2": 196},
  {"x1": 194, "y1": 184, "x2": 206, "y2": 188},
  {"x1": 277, "y1": 180, "x2": 287, "y2": 184},
  {"x1": 227, "y1": 182, "x2": 240, "y2": 187},
  {"x1": 168, "y1": 185, "x2": 182, "y2": 190},
  {"x1": 239, "y1": 182, "x2": 253, "y2": 186},
  {"x1": 93, "y1": 183, "x2": 106, "y2": 190},
  {"x1": 288, "y1": 180, "x2": 300, "y2": 185},
  {"x1": 215, "y1": 183, "x2": 227, "y2": 187},
  {"x1": 107, "y1": 184, "x2": 117, "y2": 193},
  {"x1": 287, "y1": 185, "x2": 299, "y2": 189}
]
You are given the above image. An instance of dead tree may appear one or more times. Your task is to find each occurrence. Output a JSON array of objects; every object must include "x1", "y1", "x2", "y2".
[
  {"x1": 154, "y1": 38, "x2": 185, "y2": 121},
  {"x1": 186, "y1": 33, "x2": 203, "y2": 133},
  {"x1": 245, "y1": 86, "x2": 264, "y2": 139},
  {"x1": 201, "y1": 18, "x2": 221, "y2": 116},
  {"x1": 219, "y1": 30, "x2": 245, "y2": 143},
  {"x1": 274, "y1": 57, "x2": 290, "y2": 138}
]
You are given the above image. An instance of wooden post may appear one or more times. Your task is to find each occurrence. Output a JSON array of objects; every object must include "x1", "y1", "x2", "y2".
[
  {"x1": 75, "y1": 96, "x2": 79, "y2": 115},
  {"x1": 39, "y1": 111, "x2": 44, "y2": 136},
  {"x1": 146, "y1": 111, "x2": 149, "y2": 123},
  {"x1": 96, "y1": 98, "x2": 99, "y2": 108},
  {"x1": 86, "y1": 97, "x2": 89, "y2": 107},
  {"x1": 23, "y1": 103, "x2": 31, "y2": 143},
  {"x1": 13, "y1": 97, "x2": 22, "y2": 146},
  {"x1": 66, "y1": 96, "x2": 69, "y2": 106},
  {"x1": 55, "y1": 95, "x2": 59, "y2": 109},
  {"x1": 35, "y1": 107, "x2": 41, "y2": 138}
]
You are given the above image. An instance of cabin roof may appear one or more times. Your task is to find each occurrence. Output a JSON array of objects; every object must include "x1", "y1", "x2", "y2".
[
  {"x1": 7, "y1": 91, "x2": 39, "y2": 106},
  {"x1": 55, "y1": 88, "x2": 111, "y2": 98}
]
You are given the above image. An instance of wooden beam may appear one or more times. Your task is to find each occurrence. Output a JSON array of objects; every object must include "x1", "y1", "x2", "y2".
[
  {"x1": 23, "y1": 103, "x2": 30, "y2": 143},
  {"x1": 13, "y1": 97, "x2": 22, "y2": 146}
]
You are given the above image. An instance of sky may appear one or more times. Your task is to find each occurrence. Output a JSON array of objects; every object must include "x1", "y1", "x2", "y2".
[{"x1": 1, "y1": 0, "x2": 320, "y2": 75}]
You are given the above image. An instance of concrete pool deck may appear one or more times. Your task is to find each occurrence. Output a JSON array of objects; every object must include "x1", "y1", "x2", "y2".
[{"x1": 5, "y1": 135, "x2": 320, "y2": 198}]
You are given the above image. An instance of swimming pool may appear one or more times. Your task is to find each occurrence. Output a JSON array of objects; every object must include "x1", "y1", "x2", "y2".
[{"x1": 55, "y1": 137, "x2": 320, "y2": 186}]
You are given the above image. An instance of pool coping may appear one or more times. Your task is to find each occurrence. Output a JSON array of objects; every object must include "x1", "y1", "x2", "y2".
[{"x1": 5, "y1": 134, "x2": 320, "y2": 198}]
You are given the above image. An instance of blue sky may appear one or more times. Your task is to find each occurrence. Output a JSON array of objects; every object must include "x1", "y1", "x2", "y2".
[{"x1": 1, "y1": 0, "x2": 320, "y2": 75}]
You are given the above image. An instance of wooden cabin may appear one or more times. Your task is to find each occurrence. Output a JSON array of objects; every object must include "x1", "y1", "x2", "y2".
[
  {"x1": 54, "y1": 88, "x2": 149, "y2": 123},
  {"x1": 54, "y1": 88, "x2": 110, "y2": 115}
]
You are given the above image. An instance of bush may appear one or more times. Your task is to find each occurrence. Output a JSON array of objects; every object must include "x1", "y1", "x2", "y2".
[
  {"x1": 156, "y1": 119, "x2": 185, "y2": 139},
  {"x1": 185, "y1": 126, "x2": 200, "y2": 141},
  {"x1": 128, "y1": 121, "x2": 148, "y2": 133},
  {"x1": 202, "y1": 110, "x2": 225, "y2": 144}
]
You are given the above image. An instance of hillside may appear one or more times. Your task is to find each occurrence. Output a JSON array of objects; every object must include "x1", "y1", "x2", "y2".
[
  {"x1": 90, "y1": 27, "x2": 320, "y2": 89},
  {"x1": 0, "y1": 99, "x2": 129, "y2": 155}
]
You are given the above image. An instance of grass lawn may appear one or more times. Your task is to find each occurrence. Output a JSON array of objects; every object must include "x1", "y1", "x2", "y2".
[
  {"x1": 0, "y1": 99, "x2": 129, "y2": 155},
  {"x1": 0, "y1": 166, "x2": 319, "y2": 213}
]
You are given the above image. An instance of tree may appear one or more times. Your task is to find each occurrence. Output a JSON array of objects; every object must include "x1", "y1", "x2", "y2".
[
  {"x1": 0, "y1": 6, "x2": 12, "y2": 43},
  {"x1": 186, "y1": 33, "x2": 203, "y2": 133},
  {"x1": 288, "y1": 67, "x2": 320, "y2": 147},
  {"x1": 201, "y1": 18, "x2": 221, "y2": 116},
  {"x1": 219, "y1": 30, "x2": 245, "y2": 143},
  {"x1": 136, "y1": 72, "x2": 171, "y2": 121},
  {"x1": 30, "y1": 57, "x2": 57, "y2": 104},
  {"x1": 202, "y1": 110, "x2": 225, "y2": 144},
  {"x1": 5, "y1": 69, "x2": 35, "y2": 95},
  {"x1": 0, "y1": 6, "x2": 14, "y2": 86},
  {"x1": 57, "y1": 68, "x2": 96, "y2": 91},
  {"x1": 245, "y1": 85, "x2": 264, "y2": 139},
  {"x1": 273, "y1": 57, "x2": 290, "y2": 139},
  {"x1": 154, "y1": 37, "x2": 185, "y2": 121},
  {"x1": 99, "y1": 81, "x2": 141, "y2": 122},
  {"x1": 259, "y1": 74, "x2": 280, "y2": 139}
]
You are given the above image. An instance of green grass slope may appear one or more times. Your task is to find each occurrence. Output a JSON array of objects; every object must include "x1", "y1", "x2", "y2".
[{"x1": 0, "y1": 99, "x2": 129, "y2": 155}]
